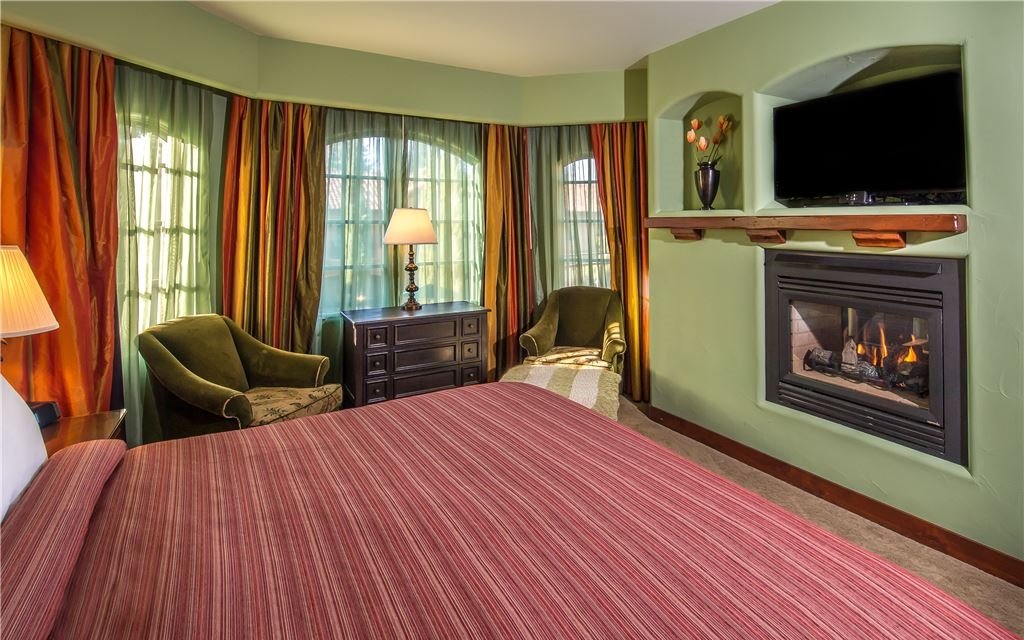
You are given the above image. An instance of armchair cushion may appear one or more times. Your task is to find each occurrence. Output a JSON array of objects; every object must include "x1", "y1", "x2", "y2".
[
  {"x1": 225, "y1": 318, "x2": 328, "y2": 388},
  {"x1": 246, "y1": 384, "x2": 342, "y2": 426},
  {"x1": 142, "y1": 315, "x2": 249, "y2": 391}
]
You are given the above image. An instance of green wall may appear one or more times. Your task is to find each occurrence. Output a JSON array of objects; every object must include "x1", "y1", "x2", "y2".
[
  {"x1": 1, "y1": 1, "x2": 643, "y2": 125},
  {"x1": 648, "y1": 1, "x2": 1023, "y2": 557}
]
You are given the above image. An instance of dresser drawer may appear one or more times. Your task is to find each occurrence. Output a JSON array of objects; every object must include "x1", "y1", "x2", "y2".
[
  {"x1": 394, "y1": 344, "x2": 457, "y2": 371},
  {"x1": 395, "y1": 319, "x2": 457, "y2": 345},
  {"x1": 461, "y1": 315, "x2": 482, "y2": 337},
  {"x1": 461, "y1": 364, "x2": 482, "y2": 386},
  {"x1": 460, "y1": 340, "x2": 481, "y2": 362},
  {"x1": 394, "y1": 368, "x2": 458, "y2": 399},
  {"x1": 364, "y1": 326, "x2": 390, "y2": 348},
  {"x1": 364, "y1": 379, "x2": 390, "y2": 403},
  {"x1": 365, "y1": 352, "x2": 388, "y2": 376}
]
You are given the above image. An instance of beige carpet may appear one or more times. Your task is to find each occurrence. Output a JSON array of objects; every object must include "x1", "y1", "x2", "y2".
[{"x1": 615, "y1": 399, "x2": 1024, "y2": 635}]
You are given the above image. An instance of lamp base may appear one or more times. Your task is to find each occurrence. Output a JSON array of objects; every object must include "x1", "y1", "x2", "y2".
[
  {"x1": 29, "y1": 401, "x2": 60, "y2": 428},
  {"x1": 402, "y1": 245, "x2": 423, "y2": 312}
]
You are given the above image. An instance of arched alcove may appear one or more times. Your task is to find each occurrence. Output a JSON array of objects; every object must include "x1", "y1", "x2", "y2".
[{"x1": 654, "y1": 90, "x2": 744, "y2": 213}]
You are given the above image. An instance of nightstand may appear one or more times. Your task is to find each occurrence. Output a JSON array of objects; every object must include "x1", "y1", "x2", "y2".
[{"x1": 41, "y1": 409, "x2": 127, "y2": 457}]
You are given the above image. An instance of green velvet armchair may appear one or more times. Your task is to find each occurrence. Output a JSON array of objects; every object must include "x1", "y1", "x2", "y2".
[
  {"x1": 138, "y1": 315, "x2": 341, "y2": 443},
  {"x1": 519, "y1": 286, "x2": 626, "y2": 373}
]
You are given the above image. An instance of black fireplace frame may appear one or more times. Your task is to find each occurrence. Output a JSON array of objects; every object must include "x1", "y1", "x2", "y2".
[{"x1": 765, "y1": 250, "x2": 967, "y2": 464}]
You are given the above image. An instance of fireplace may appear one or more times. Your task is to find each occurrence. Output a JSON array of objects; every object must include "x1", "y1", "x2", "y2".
[{"x1": 765, "y1": 251, "x2": 966, "y2": 464}]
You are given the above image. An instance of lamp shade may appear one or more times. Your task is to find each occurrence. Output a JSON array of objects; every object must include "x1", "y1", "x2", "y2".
[
  {"x1": 0, "y1": 246, "x2": 59, "y2": 338},
  {"x1": 383, "y1": 208, "x2": 437, "y2": 245}
]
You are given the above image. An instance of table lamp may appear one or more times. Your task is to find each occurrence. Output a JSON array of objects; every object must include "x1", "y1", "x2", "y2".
[
  {"x1": 383, "y1": 208, "x2": 437, "y2": 311},
  {"x1": 1, "y1": 246, "x2": 60, "y2": 426}
]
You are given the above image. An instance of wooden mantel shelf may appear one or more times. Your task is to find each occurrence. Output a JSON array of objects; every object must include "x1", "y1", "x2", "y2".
[{"x1": 645, "y1": 214, "x2": 968, "y2": 248}]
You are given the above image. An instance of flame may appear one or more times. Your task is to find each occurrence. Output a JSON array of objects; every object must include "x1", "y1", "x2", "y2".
[
  {"x1": 878, "y1": 322, "x2": 889, "y2": 359},
  {"x1": 905, "y1": 346, "x2": 919, "y2": 363},
  {"x1": 857, "y1": 343, "x2": 865, "y2": 356}
]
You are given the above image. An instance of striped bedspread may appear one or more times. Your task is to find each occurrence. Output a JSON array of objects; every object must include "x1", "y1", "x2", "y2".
[{"x1": 35, "y1": 384, "x2": 1014, "y2": 638}]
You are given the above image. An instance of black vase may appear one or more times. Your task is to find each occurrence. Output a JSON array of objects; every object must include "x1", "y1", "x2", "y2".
[{"x1": 694, "y1": 162, "x2": 721, "y2": 210}]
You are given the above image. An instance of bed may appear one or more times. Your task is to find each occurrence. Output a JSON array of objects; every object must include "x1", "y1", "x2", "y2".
[{"x1": 1, "y1": 383, "x2": 1015, "y2": 639}]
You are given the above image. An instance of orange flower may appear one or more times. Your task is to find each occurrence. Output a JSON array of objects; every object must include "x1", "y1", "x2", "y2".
[
  {"x1": 697, "y1": 136, "x2": 708, "y2": 151},
  {"x1": 717, "y1": 115, "x2": 727, "y2": 128},
  {"x1": 719, "y1": 116, "x2": 732, "y2": 133},
  {"x1": 712, "y1": 132, "x2": 722, "y2": 144},
  {"x1": 690, "y1": 118, "x2": 701, "y2": 130},
  {"x1": 686, "y1": 129, "x2": 696, "y2": 144}
]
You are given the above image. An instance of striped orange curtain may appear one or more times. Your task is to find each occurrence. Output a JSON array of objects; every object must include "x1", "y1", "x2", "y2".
[
  {"x1": 0, "y1": 27, "x2": 118, "y2": 416},
  {"x1": 483, "y1": 124, "x2": 533, "y2": 379},
  {"x1": 221, "y1": 97, "x2": 326, "y2": 353},
  {"x1": 590, "y1": 122, "x2": 649, "y2": 402}
]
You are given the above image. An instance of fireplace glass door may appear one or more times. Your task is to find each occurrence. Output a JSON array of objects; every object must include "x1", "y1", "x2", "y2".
[{"x1": 789, "y1": 300, "x2": 933, "y2": 412}]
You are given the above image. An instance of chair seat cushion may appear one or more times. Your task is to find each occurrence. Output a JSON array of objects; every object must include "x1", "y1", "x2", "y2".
[
  {"x1": 523, "y1": 346, "x2": 612, "y2": 370},
  {"x1": 245, "y1": 384, "x2": 342, "y2": 427}
]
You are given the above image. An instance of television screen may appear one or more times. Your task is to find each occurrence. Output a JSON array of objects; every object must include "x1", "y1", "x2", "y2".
[{"x1": 773, "y1": 71, "x2": 967, "y2": 206}]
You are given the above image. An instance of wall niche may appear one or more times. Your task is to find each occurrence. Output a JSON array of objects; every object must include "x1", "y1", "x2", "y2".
[{"x1": 654, "y1": 90, "x2": 744, "y2": 214}]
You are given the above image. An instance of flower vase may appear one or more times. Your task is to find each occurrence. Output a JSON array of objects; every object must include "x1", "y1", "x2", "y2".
[{"x1": 694, "y1": 162, "x2": 721, "y2": 210}]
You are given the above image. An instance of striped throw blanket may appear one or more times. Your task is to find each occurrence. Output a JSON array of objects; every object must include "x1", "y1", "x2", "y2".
[
  {"x1": 2, "y1": 384, "x2": 1014, "y2": 639},
  {"x1": 500, "y1": 363, "x2": 621, "y2": 419}
]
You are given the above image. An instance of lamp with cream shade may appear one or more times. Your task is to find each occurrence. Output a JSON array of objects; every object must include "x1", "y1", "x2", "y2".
[
  {"x1": 383, "y1": 208, "x2": 437, "y2": 311},
  {"x1": 0, "y1": 246, "x2": 59, "y2": 339},
  {"x1": 1, "y1": 245, "x2": 61, "y2": 426}
]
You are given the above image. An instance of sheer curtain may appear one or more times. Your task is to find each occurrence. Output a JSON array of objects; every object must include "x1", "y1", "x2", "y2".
[
  {"x1": 404, "y1": 116, "x2": 484, "y2": 306},
  {"x1": 115, "y1": 64, "x2": 223, "y2": 445},
  {"x1": 528, "y1": 125, "x2": 611, "y2": 306}
]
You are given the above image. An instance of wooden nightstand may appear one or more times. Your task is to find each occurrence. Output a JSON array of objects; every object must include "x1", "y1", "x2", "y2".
[{"x1": 41, "y1": 409, "x2": 127, "y2": 457}]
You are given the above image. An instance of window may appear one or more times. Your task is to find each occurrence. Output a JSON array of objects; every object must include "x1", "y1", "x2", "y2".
[
  {"x1": 121, "y1": 126, "x2": 208, "y2": 324},
  {"x1": 560, "y1": 157, "x2": 610, "y2": 288},
  {"x1": 322, "y1": 135, "x2": 396, "y2": 313},
  {"x1": 114, "y1": 64, "x2": 221, "y2": 445},
  {"x1": 405, "y1": 133, "x2": 484, "y2": 306},
  {"x1": 320, "y1": 112, "x2": 484, "y2": 315}
]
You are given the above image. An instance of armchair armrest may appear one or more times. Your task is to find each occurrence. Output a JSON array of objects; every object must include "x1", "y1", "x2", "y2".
[
  {"x1": 225, "y1": 318, "x2": 328, "y2": 388},
  {"x1": 519, "y1": 299, "x2": 560, "y2": 357},
  {"x1": 138, "y1": 334, "x2": 253, "y2": 427},
  {"x1": 601, "y1": 297, "x2": 626, "y2": 371}
]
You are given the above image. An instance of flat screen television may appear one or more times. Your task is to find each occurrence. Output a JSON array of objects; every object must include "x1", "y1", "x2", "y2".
[{"x1": 773, "y1": 70, "x2": 967, "y2": 207}]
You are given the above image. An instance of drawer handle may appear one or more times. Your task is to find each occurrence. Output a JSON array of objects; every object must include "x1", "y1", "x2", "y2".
[
  {"x1": 372, "y1": 360, "x2": 382, "y2": 368},
  {"x1": 372, "y1": 333, "x2": 382, "y2": 341},
  {"x1": 467, "y1": 371, "x2": 476, "y2": 379},
  {"x1": 466, "y1": 345, "x2": 476, "y2": 353},
  {"x1": 467, "y1": 322, "x2": 475, "y2": 330},
  {"x1": 371, "y1": 386, "x2": 382, "y2": 394}
]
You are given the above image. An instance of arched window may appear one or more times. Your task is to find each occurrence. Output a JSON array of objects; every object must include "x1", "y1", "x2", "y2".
[
  {"x1": 321, "y1": 112, "x2": 484, "y2": 315},
  {"x1": 405, "y1": 131, "x2": 484, "y2": 306},
  {"x1": 114, "y1": 64, "x2": 221, "y2": 446},
  {"x1": 560, "y1": 157, "x2": 611, "y2": 288}
]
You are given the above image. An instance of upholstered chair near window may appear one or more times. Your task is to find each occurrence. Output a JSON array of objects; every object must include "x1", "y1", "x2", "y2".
[
  {"x1": 519, "y1": 287, "x2": 626, "y2": 373},
  {"x1": 138, "y1": 315, "x2": 341, "y2": 443}
]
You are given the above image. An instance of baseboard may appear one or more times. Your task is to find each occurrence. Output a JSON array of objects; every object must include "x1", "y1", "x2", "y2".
[{"x1": 646, "y1": 406, "x2": 1024, "y2": 588}]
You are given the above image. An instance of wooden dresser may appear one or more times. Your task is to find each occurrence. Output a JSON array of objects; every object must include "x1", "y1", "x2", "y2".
[{"x1": 340, "y1": 302, "x2": 489, "y2": 407}]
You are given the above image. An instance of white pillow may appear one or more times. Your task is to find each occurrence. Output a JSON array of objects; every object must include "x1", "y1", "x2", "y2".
[{"x1": 1, "y1": 375, "x2": 47, "y2": 521}]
